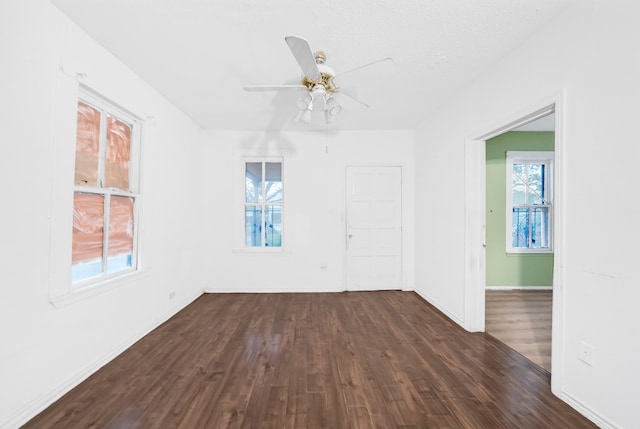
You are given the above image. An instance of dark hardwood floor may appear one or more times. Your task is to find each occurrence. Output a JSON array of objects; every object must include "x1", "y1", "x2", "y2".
[{"x1": 25, "y1": 291, "x2": 596, "y2": 428}]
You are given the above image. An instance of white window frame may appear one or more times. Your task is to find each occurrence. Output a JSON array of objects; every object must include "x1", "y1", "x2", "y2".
[
  {"x1": 506, "y1": 151, "x2": 554, "y2": 253},
  {"x1": 72, "y1": 87, "x2": 142, "y2": 289},
  {"x1": 243, "y1": 156, "x2": 284, "y2": 252}
]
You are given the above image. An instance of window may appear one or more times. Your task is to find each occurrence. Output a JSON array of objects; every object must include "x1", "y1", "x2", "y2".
[
  {"x1": 244, "y1": 160, "x2": 283, "y2": 248},
  {"x1": 506, "y1": 151, "x2": 553, "y2": 253},
  {"x1": 72, "y1": 90, "x2": 141, "y2": 285}
]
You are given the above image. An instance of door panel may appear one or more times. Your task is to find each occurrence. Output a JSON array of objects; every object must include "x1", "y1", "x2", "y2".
[{"x1": 346, "y1": 166, "x2": 402, "y2": 291}]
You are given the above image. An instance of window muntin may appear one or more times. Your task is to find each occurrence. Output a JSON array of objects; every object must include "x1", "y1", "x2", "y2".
[
  {"x1": 244, "y1": 160, "x2": 283, "y2": 248},
  {"x1": 72, "y1": 94, "x2": 140, "y2": 285},
  {"x1": 506, "y1": 151, "x2": 553, "y2": 253}
]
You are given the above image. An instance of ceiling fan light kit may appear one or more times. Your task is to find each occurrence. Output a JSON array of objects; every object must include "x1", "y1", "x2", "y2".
[
  {"x1": 295, "y1": 88, "x2": 342, "y2": 125},
  {"x1": 244, "y1": 35, "x2": 393, "y2": 126},
  {"x1": 326, "y1": 96, "x2": 341, "y2": 116},
  {"x1": 300, "y1": 109, "x2": 312, "y2": 124},
  {"x1": 296, "y1": 94, "x2": 312, "y2": 110}
]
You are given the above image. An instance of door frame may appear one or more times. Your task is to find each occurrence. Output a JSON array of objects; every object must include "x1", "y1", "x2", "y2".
[
  {"x1": 343, "y1": 163, "x2": 408, "y2": 292},
  {"x1": 463, "y1": 90, "x2": 565, "y2": 396}
]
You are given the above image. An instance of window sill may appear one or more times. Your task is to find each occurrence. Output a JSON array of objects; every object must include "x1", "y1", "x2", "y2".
[
  {"x1": 506, "y1": 249, "x2": 554, "y2": 254},
  {"x1": 232, "y1": 248, "x2": 292, "y2": 255},
  {"x1": 49, "y1": 269, "x2": 150, "y2": 309}
]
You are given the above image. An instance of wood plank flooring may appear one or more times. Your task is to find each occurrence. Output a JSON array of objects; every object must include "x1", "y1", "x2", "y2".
[
  {"x1": 485, "y1": 290, "x2": 552, "y2": 372},
  {"x1": 24, "y1": 291, "x2": 595, "y2": 428}
]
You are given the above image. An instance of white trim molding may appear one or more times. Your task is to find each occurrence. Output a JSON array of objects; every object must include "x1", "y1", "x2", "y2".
[
  {"x1": 464, "y1": 90, "x2": 566, "y2": 398},
  {"x1": 414, "y1": 289, "x2": 466, "y2": 329},
  {"x1": 485, "y1": 286, "x2": 552, "y2": 291}
]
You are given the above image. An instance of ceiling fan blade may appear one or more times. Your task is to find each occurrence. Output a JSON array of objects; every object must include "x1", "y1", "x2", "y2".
[
  {"x1": 334, "y1": 91, "x2": 369, "y2": 113},
  {"x1": 244, "y1": 85, "x2": 306, "y2": 92},
  {"x1": 334, "y1": 57, "x2": 395, "y2": 86},
  {"x1": 285, "y1": 35, "x2": 321, "y2": 81}
]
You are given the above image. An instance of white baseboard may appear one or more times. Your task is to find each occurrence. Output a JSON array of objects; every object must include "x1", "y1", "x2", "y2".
[
  {"x1": 204, "y1": 287, "x2": 416, "y2": 294},
  {"x1": 203, "y1": 286, "x2": 343, "y2": 294},
  {"x1": 485, "y1": 285, "x2": 552, "y2": 290},
  {"x1": 413, "y1": 288, "x2": 465, "y2": 329},
  {"x1": 3, "y1": 291, "x2": 203, "y2": 429},
  {"x1": 559, "y1": 390, "x2": 619, "y2": 429}
]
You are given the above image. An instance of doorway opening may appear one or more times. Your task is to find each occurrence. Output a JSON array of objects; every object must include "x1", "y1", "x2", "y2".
[
  {"x1": 464, "y1": 95, "x2": 564, "y2": 394},
  {"x1": 484, "y1": 114, "x2": 555, "y2": 372}
]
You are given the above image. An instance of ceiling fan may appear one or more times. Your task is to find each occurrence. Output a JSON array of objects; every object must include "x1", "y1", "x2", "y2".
[{"x1": 244, "y1": 35, "x2": 394, "y2": 125}]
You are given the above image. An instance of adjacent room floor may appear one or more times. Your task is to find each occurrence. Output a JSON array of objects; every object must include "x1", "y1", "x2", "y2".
[
  {"x1": 485, "y1": 289, "x2": 552, "y2": 372},
  {"x1": 26, "y1": 291, "x2": 591, "y2": 428}
]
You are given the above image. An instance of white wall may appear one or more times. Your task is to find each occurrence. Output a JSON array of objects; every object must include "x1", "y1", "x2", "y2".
[
  {"x1": 415, "y1": 2, "x2": 640, "y2": 428},
  {"x1": 201, "y1": 130, "x2": 415, "y2": 294},
  {"x1": 14, "y1": 0, "x2": 638, "y2": 426},
  {"x1": 0, "y1": 1, "x2": 208, "y2": 427},
  {"x1": 0, "y1": 3, "x2": 415, "y2": 425}
]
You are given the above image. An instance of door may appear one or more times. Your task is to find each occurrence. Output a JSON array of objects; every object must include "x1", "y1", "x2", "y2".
[{"x1": 346, "y1": 166, "x2": 402, "y2": 291}]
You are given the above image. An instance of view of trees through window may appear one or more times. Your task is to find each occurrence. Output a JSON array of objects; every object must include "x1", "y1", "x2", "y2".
[
  {"x1": 245, "y1": 161, "x2": 282, "y2": 247},
  {"x1": 508, "y1": 152, "x2": 553, "y2": 252}
]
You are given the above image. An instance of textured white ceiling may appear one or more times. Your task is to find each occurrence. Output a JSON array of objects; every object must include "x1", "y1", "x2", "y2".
[{"x1": 50, "y1": 0, "x2": 572, "y2": 131}]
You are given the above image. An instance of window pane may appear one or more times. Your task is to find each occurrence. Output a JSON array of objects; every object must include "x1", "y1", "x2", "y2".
[
  {"x1": 511, "y1": 207, "x2": 529, "y2": 248},
  {"x1": 265, "y1": 162, "x2": 282, "y2": 203},
  {"x1": 527, "y1": 163, "x2": 545, "y2": 205},
  {"x1": 105, "y1": 115, "x2": 131, "y2": 191},
  {"x1": 107, "y1": 196, "x2": 134, "y2": 274},
  {"x1": 245, "y1": 206, "x2": 262, "y2": 246},
  {"x1": 246, "y1": 162, "x2": 262, "y2": 203},
  {"x1": 512, "y1": 164, "x2": 526, "y2": 205},
  {"x1": 75, "y1": 102, "x2": 101, "y2": 186},
  {"x1": 72, "y1": 192, "x2": 104, "y2": 282},
  {"x1": 264, "y1": 205, "x2": 282, "y2": 247},
  {"x1": 512, "y1": 163, "x2": 526, "y2": 178},
  {"x1": 531, "y1": 207, "x2": 550, "y2": 249}
]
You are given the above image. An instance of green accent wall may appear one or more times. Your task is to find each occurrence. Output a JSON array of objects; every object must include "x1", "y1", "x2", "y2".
[{"x1": 486, "y1": 131, "x2": 554, "y2": 287}]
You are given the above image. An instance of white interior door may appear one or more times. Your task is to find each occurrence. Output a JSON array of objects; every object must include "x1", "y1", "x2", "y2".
[{"x1": 346, "y1": 166, "x2": 402, "y2": 291}]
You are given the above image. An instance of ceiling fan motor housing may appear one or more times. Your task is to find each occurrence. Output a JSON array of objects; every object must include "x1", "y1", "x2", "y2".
[{"x1": 302, "y1": 61, "x2": 336, "y2": 92}]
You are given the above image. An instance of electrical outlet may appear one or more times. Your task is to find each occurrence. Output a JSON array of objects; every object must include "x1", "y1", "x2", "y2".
[
  {"x1": 169, "y1": 291, "x2": 176, "y2": 300},
  {"x1": 578, "y1": 342, "x2": 594, "y2": 366}
]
